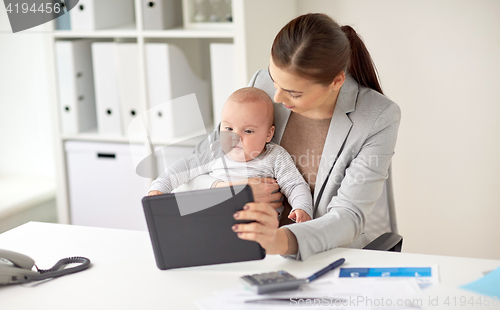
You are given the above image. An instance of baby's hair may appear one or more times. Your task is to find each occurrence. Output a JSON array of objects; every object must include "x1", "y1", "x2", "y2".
[{"x1": 226, "y1": 87, "x2": 274, "y2": 128}]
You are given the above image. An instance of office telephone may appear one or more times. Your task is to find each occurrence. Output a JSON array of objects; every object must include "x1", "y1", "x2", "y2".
[{"x1": 0, "y1": 249, "x2": 91, "y2": 285}]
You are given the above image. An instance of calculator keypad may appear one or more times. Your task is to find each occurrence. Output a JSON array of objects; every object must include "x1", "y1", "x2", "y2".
[{"x1": 242, "y1": 270, "x2": 297, "y2": 285}]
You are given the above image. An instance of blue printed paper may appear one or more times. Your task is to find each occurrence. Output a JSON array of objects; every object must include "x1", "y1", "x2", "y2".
[
  {"x1": 339, "y1": 267, "x2": 432, "y2": 278},
  {"x1": 460, "y1": 266, "x2": 500, "y2": 298},
  {"x1": 339, "y1": 267, "x2": 437, "y2": 289}
]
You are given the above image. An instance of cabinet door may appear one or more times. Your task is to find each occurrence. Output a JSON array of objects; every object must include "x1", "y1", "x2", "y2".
[{"x1": 65, "y1": 141, "x2": 150, "y2": 231}]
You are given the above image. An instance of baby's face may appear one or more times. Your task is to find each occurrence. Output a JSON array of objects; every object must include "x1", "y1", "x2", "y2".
[{"x1": 220, "y1": 100, "x2": 274, "y2": 162}]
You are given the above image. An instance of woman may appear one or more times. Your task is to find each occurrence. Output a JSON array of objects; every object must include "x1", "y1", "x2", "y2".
[{"x1": 192, "y1": 13, "x2": 400, "y2": 261}]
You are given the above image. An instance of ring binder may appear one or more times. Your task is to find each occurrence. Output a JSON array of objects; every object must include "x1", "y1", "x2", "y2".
[
  {"x1": 70, "y1": 0, "x2": 135, "y2": 30},
  {"x1": 142, "y1": 0, "x2": 182, "y2": 30},
  {"x1": 145, "y1": 43, "x2": 211, "y2": 141},
  {"x1": 209, "y1": 43, "x2": 235, "y2": 126},
  {"x1": 91, "y1": 42, "x2": 123, "y2": 135},
  {"x1": 55, "y1": 39, "x2": 97, "y2": 134}
]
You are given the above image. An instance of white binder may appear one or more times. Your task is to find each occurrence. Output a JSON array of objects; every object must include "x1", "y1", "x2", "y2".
[
  {"x1": 115, "y1": 43, "x2": 143, "y2": 136},
  {"x1": 92, "y1": 42, "x2": 123, "y2": 135},
  {"x1": 70, "y1": 0, "x2": 135, "y2": 31},
  {"x1": 142, "y1": 0, "x2": 182, "y2": 30},
  {"x1": 145, "y1": 43, "x2": 211, "y2": 141},
  {"x1": 209, "y1": 43, "x2": 235, "y2": 126},
  {"x1": 55, "y1": 39, "x2": 97, "y2": 134}
]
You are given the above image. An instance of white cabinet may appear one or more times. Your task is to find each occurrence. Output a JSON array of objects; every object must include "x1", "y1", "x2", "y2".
[
  {"x1": 66, "y1": 141, "x2": 151, "y2": 231},
  {"x1": 48, "y1": 0, "x2": 298, "y2": 227}
]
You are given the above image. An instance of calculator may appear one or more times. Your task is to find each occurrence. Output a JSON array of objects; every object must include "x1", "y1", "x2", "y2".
[
  {"x1": 240, "y1": 270, "x2": 307, "y2": 294},
  {"x1": 240, "y1": 258, "x2": 345, "y2": 294}
]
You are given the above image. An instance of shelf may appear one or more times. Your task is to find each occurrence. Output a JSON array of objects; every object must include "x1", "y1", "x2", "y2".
[
  {"x1": 142, "y1": 27, "x2": 234, "y2": 38},
  {"x1": 150, "y1": 134, "x2": 207, "y2": 147},
  {"x1": 61, "y1": 125, "x2": 214, "y2": 147},
  {"x1": 52, "y1": 26, "x2": 233, "y2": 39},
  {"x1": 53, "y1": 23, "x2": 138, "y2": 38},
  {"x1": 62, "y1": 131, "x2": 135, "y2": 144}
]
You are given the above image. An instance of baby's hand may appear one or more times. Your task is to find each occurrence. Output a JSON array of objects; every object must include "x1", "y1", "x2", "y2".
[
  {"x1": 148, "y1": 190, "x2": 163, "y2": 196},
  {"x1": 288, "y1": 209, "x2": 312, "y2": 223}
]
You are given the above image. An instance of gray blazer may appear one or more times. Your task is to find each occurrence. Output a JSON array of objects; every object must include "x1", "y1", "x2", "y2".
[{"x1": 193, "y1": 70, "x2": 401, "y2": 260}]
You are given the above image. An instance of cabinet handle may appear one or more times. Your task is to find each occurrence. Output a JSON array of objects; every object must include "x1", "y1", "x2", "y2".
[
  {"x1": 148, "y1": 1, "x2": 155, "y2": 8},
  {"x1": 97, "y1": 153, "x2": 116, "y2": 159}
]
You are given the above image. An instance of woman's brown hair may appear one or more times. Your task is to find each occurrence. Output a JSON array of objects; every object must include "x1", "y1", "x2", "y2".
[{"x1": 271, "y1": 13, "x2": 383, "y2": 94}]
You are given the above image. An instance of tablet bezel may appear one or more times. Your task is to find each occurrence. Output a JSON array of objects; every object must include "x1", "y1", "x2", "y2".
[{"x1": 142, "y1": 185, "x2": 266, "y2": 270}]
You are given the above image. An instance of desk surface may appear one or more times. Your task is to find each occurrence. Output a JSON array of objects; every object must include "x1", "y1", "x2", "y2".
[{"x1": 1, "y1": 222, "x2": 499, "y2": 310}]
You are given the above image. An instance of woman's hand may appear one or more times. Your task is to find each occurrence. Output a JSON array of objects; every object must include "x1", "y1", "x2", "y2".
[
  {"x1": 216, "y1": 178, "x2": 283, "y2": 210},
  {"x1": 231, "y1": 202, "x2": 289, "y2": 255},
  {"x1": 148, "y1": 190, "x2": 163, "y2": 196}
]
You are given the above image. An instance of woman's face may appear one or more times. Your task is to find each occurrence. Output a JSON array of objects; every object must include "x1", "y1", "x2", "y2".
[{"x1": 268, "y1": 57, "x2": 344, "y2": 119}]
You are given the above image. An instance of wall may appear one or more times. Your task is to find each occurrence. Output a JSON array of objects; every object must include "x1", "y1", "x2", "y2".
[
  {"x1": 0, "y1": 9, "x2": 56, "y2": 178},
  {"x1": 2, "y1": 1, "x2": 500, "y2": 260},
  {"x1": 297, "y1": 0, "x2": 500, "y2": 259}
]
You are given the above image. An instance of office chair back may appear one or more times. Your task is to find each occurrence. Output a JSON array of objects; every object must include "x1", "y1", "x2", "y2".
[
  {"x1": 363, "y1": 166, "x2": 403, "y2": 251},
  {"x1": 364, "y1": 165, "x2": 398, "y2": 240}
]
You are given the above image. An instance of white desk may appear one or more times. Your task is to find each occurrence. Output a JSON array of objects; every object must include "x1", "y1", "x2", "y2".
[{"x1": 0, "y1": 222, "x2": 499, "y2": 309}]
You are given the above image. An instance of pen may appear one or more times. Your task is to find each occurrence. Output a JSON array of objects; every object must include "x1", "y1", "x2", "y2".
[{"x1": 306, "y1": 258, "x2": 345, "y2": 282}]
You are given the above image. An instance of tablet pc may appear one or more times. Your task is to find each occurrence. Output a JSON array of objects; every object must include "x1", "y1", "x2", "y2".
[{"x1": 142, "y1": 185, "x2": 265, "y2": 270}]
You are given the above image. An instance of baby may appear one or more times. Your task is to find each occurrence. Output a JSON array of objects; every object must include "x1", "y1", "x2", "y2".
[{"x1": 148, "y1": 87, "x2": 312, "y2": 223}]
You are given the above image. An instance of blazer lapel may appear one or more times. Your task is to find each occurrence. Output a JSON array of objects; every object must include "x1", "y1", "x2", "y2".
[
  {"x1": 313, "y1": 75, "x2": 359, "y2": 204},
  {"x1": 265, "y1": 73, "x2": 359, "y2": 206}
]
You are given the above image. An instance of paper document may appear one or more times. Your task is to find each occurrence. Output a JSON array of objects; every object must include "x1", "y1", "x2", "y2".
[
  {"x1": 411, "y1": 283, "x2": 500, "y2": 310},
  {"x1": 460, "y1": 266, "x2": 500, "y2": 298},
  {"x1": 339, "y1": 266, "x2": 439, "y2": 289},
  {"x1": 195, "y1": 278, "x2": 422, "y2": 309}
]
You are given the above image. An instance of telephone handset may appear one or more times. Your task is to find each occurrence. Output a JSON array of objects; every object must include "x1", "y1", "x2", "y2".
[{"x1": 0, "y1": 249, "x2": 91, "y2": 285}]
